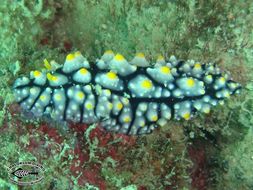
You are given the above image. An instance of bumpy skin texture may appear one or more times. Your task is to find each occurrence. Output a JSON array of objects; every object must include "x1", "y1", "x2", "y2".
[{"x1": 13, "y1": 51, "x2": 241, "y2": 135}]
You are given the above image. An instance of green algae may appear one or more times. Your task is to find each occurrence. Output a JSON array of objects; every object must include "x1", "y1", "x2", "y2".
[
  {"x1": 85, "y1": 124, "x2": 100, "y2": 162},
  {"x1": 217, "y1": 126, "x2": 253, "y2": 189},
  {"x1": 0, "y1": 178, "x2": 18, "y2": 190},
  {"x1": 120, "y1": 185, "x2": 138, "y2": 190}
]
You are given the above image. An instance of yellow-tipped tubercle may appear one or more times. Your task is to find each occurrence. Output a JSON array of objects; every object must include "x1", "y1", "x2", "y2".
[
  {"x1": 75, "y1": 51, "x2": 81, "y2": 57},
  {"x1": 85, "y1": 103, "x2": 93, "y2": 110},
  {"x1": 34, "y1": 70, "x2": 41, "y2": 77},
  {"x1": 183, "y1": 112, "x2": 191, "y2": 120},
  {"x1": 105, "y1": 50, "x2": 114, "y2": 54},
  {"x1": 194, "y1": 63, "x2": 202, "y2": 69},
  {"x1": 66, "y1": 53, "x2": 75, "y2": 61},
  {"x1": 141, "y1": 79, "x2": 153, "y2": 89},
  {"x1": 114, "y1": 53, "x2": 125, "y2": 61},
  {"x1": 157, "y1": 55, "x2": 165, "y2": 61},
  {"x1": 151, "y1": 115, "x2": 158, "y2": 121},
  {"x1": 136, "y1": 52, "x2": 145, "y2": 58},
  {"x1": 186, "y1": 78, "x2": 195, "y2": 87},
  {"x1": 106, "y1": 71, "x2": 118, "y2": 80},
  {"x1": 117, "y1": 102, "x2": 123, "y2": 110},
  {"x1": 47, "y1": 73, "x2": 58, "y2": 81},
  {"x1": 80, "y1": 68, "x2": 88, "y2": 75},
  {"x1": 123, "y1": 116, "x2": 131, "y2": 123},
  {"x1": 220, "y1": 77, "x2": 226, "y2": 83},
  {"x1": 77, "y1": 92, "x2": 85, "y2": 99},
  {"x1": 39, "y1": 95, "x2": 46, "y2": 101},
  {"x1": 54, "y1": 94, "x2": 62, "y2": 101},
  {"x1": 160, "y1": 66, "x2": 171, "y2": 74}
]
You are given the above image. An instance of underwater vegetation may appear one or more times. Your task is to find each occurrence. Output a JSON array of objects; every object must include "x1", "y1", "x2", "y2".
[{"x1": 0, "y1": 0, "x2": 253, "y2": 189}]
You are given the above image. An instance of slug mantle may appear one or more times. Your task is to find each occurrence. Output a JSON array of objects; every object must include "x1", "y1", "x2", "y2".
[{"x1": 13, "y1": 51, "x2": 241, "y2": 135}]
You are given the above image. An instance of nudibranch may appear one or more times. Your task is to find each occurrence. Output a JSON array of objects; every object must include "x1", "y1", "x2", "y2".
[{"x1": 13, "y1": 51, "x2": 241, "y2": 135}]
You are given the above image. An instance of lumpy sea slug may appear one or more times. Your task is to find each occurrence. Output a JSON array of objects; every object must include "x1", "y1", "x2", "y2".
[{"x1": 13, "y1": 50, "x2": 241, "y2": 135}]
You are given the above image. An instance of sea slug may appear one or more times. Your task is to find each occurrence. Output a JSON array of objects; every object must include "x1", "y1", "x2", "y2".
[{"x1": 13, "y1": 51, "x2": 241, "y2": 135}]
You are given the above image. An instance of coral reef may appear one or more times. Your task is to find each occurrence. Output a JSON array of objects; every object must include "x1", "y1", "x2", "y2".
[{"x1": 0, "y1": 0, "x2": 252, "y2": 189}]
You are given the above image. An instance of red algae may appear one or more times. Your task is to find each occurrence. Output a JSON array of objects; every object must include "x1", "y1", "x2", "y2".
[
  {"x1": 38, "y1": 124, "x2": 63, "y2": 144},
  {"x1": 2, "y1": 102, "x2": 193, "y2": 189},
  {"x1": 188, "y1": 142, "x2": 208, "y2": 190}
]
